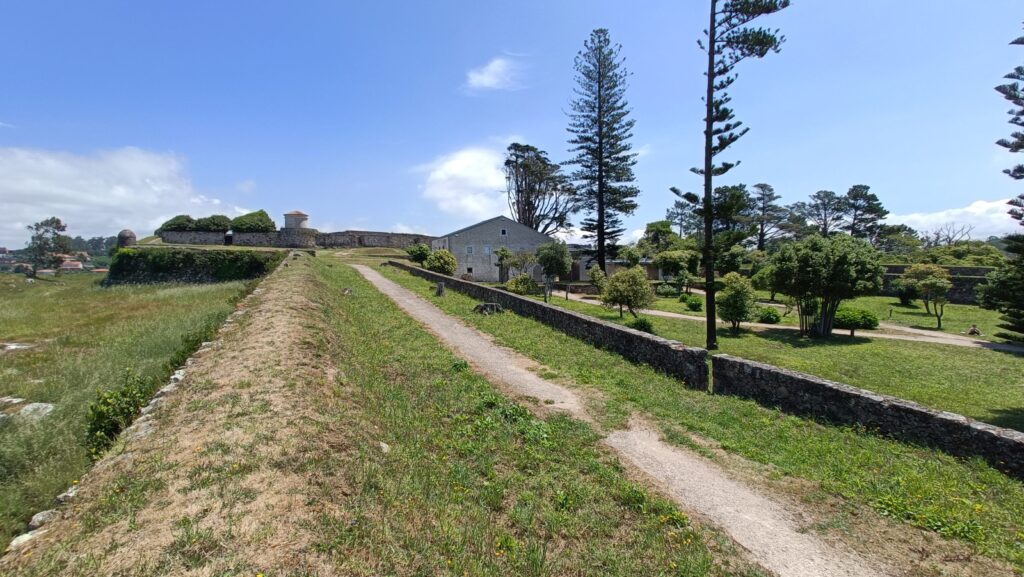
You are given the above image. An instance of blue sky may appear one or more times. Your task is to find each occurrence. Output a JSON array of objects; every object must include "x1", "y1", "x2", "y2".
[{"x1": 1, "y1": 1, "x2": 1022, "y2": 247}]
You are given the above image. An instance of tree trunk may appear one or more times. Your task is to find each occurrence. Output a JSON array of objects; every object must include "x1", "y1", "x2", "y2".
[
  {"x1": 702, "y1": 0, "x2": 719, "y2": 351},
  {"x1": 619, "y1": 304, "x2": 624, "y2": 318}
]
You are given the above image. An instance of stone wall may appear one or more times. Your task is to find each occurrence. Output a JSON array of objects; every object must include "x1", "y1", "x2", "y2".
[
  {"x1": 318, "y1": 231, "x2": 432, "y2": 249},
  {"x1": 159, "y1": 231, "x2": 225, "y2": 245},
  {"x1": 388, "y1": 261, "x2": 708, "y2": 390},
  {"x1": 277, "y1": 228, "x2": 318, "y2": 248},
  {"x1": 712, "y1": 355, "x2": 1024, "y2": 479},
  {"x1": 233, "y1": 232, "x2": 280, "y2": 247}
]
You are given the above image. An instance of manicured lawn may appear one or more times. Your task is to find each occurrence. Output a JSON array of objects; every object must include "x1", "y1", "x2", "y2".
[
  {"x1": 310, "y1": 259, "x2": 758, "y2": 576},
  {"x1": 376, "y1": 264, "x2": 1024, "y2": 570},
  {"x1": 0, "y1": 273, "x2": 246, "y2": 546},
  {"x1": 542, "y1": 288, "x2": 1024, "y2": 432}
]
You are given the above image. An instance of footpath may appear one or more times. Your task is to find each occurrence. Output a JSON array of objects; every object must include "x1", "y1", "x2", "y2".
[{"x1": 354, "y1": 264, "x2": 893, "y2": 577}]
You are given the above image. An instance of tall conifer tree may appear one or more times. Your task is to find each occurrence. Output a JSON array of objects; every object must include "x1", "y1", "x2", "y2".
[
  {"x1": 750, "y1": 183, "x2": 787, "y2": 250},
  {"x1": 843, "y1": 184, "x2": 888, "y2": 240},
  {"x1": 694, "y1": 0, "x2": 789, "y2": 349},
  {"x1": 567, "y1": 28, "x2": 639, "y2": 272}
]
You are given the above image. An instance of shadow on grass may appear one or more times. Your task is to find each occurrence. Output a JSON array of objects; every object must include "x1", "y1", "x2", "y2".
[
  {"x1": 984, "y1": 407, "x2": 1024, "y2": 432},
  {"x1": 718, "y1": 327, "x2": 873, "y2": 348}
]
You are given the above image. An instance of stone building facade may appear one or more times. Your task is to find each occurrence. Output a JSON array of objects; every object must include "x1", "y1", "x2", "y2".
[{"x1": 431, "y1": 216, "x2": 551, "y2": 282}]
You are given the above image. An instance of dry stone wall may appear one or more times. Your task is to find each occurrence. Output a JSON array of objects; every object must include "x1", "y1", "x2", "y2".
[
  {"x1": 318, "y1": 231, "x2": 432, "y2": 249},
  {"x1": 712, "y1": 355, "x2": 1024, "y2": 479},
  {"x1": 388, "y1": 260, "x2": 709, "y2": 390},
  {"x1": 232, "y1": 232, "x2": 280, "y2": 247},
  {"x1": 159, "y1": 231, "x2": 225, "y2": 245}
]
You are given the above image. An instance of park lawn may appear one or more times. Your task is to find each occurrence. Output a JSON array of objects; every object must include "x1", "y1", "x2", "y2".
[
  {"x1": 376, "y1": 263, "x2": 1024, "y2": 570},
  {"x1": 309, "y1": 259, "x2": 759, "y2": 577},
  {"x1": 0, "y1": 273, "x2": 246, "y2": 547},
  {"x1": 533, "y1": 288, "x2": 1024, "y2": 432},
  {"x1": 833, "y1": 295, "x2": 1006, "y2": 341}
]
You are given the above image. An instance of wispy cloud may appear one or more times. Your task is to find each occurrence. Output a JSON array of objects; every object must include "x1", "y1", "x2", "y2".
[
  {"x1": 888, "y1": 198, "x2": 1019, "y2": 239},
  {"x1": 0, "y1": 147, "x2": 248, "y2": 246},
  {"x1": 235, "y1": 179, "x2": 256, "y2": 194},
  {"x1": 0, "y1": 122, "x2": 14, "y2": 129},
  {"x1": 466, "y1": 56, "x2": 524, "y2": 91},
  {"x1": 417, "y1": 145, "x2": 508, "y2": 220}
]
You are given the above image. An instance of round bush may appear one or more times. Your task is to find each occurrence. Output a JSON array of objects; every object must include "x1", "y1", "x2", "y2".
[
  {"x1": 194, "y1": 214, "x2": 232, "y2": 232},
  {"x1": 231, "y1": 210, "x2": 277, "y2": 233},
  {"x1": 424, "y1": 249, "x2": 457, "y2": 276},
  {"x1": 628, "y1": 316, "x2": 655, "y2": 334},
  {"x1": 834, "y1": 307, "x2": 880, "y2": 336},
  {"x1": 158, "y1": 214, "x2": 196, "y2": 232},
  {"x1": 679, "y1": 294, "x2": 703, "y2": 312},
  {"x1": 755, "y1": 306, "x2": 782, "y2": 324},
  {"x1": 506, "y1": 273, "x2": 539, "y2": 295},
  {"x1": 655, "y1": 283, "x2": 678, "y2": 297}
]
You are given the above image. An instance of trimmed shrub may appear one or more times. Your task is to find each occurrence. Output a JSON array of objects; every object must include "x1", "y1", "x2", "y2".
[
  {"x1": 755, "y1": 306, "x2": 782, "y2": 324},
  {"x1": 717, "y1": 272, "x2": 756, "y2": 331},
  {"x1": 158, "y1": 214, "x2": 196, "y2": 232},
  {"x1": 588, "y1": 264, "x2": 607, "y2": 292},
  {"x1": 628, "y1": 316, "x2": 655, "y2": 334},
  {"x1": 106, "y1": 247, "x2": 285, "y2": 284},
  {"x1": 655, "y1": 282, "x2": 678, "y2": 297},
  {"x1": 231, "y1": 210, "x2": 277, "y2": 233},
  {"x1": 834, "y1": 307, "x2": 880, "y2": 336},
  {"x1": 424, "y1": 249, "x2": 457, "y2": 276},
  {"x1": 506, "y1": 273, "x2": 539, "y2": 295},
  {"x1": 406, "y1": 243, "x2": 431, "y2": 264},
  {"x1": 679, "y1": 293, "x2": 703, "y2": 312},
  {"x1": 892, "y1": 278, "x2": 919, "y2": 306},
  {"x1": 602, "y1": 266, "x2": 655, "y2": 318},
  {"x1": 194, "y1": 214, "x2": 232, "y2": 232}
]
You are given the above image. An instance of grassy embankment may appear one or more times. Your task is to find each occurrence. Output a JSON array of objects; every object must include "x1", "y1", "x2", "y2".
[
  {"x1": 306, "y1": 258, "x2": 763, "y2": 576},
  {"x1": 0, "y1": 273, "x2": 245, "y2": 546},
  {"x1": 377, "y1": 264, "x2": 1024, "y2": 570},
  {"x1": 539, "y1": 289, "x2": 1024, "y2": 432}
]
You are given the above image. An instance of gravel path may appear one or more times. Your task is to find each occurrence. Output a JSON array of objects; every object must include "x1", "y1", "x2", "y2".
[
  {"x1": 354, "y1": 264, "x2": 893, "y2": 577},
  {"x1": 562, "y1": 292, "x2": 1024, "y2": 353}
]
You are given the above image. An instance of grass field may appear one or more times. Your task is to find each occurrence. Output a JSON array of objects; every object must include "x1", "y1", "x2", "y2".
[
  {"x1": 531, "y1": 289, "x2": 1024, "y2": 432},
  {"x1": 308, "y1": 259, "x2": 764, "y2": 576},
  {"x1": 0, "y1": 273, "x2": 246, "y2": 546},
  {"x1": 376, "y1": 264, "x2": 1024, "y2": 569}
]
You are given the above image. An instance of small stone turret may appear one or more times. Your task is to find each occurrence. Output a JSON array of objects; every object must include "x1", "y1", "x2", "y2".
[
  {"x1": 283, "y1": 211, "x2": 309, "y2": 230},
  {"x1": 117, "y1": 229, "x2": 137, "y2": 248}
]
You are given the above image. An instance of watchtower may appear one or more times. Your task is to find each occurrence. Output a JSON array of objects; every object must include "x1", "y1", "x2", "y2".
[{"x1": 283, "y1": 211, "x2": 309, "y2": 229}]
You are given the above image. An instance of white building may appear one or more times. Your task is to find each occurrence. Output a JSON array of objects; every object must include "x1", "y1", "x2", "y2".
[{"x1": 430, "y1": 216, "x2": 552, "y2": 282}]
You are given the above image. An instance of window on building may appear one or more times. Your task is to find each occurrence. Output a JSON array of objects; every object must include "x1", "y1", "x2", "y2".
[
  {"x1": 484, "y1": 245, "x2": 492, "y2": 255},
  {"x1": 466, "y1": 246, "x2": 474, "y2": 255},
  {"x1": 500, "y1": 228, "x2": 507, "y2": 236},
  {"x1": 467, "y1": 267, "x2": 474, "y2": 274}
]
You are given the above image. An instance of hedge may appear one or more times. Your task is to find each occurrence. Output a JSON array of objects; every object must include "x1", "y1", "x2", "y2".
[{"x1": 106, "y1": 247, "x2": 285, "y2": 284}]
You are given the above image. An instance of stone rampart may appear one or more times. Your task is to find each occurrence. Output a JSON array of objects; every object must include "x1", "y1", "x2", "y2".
[
  {"x1": 712, "y1": 355, "x2": 1024, "y2": 479},
  {"x1": 159, "y1": 231, "x2": 225, "y2": 245},
  {"x1": 388, "y1": 261, "x2": 708, "y2": 390},
  {"x1": 318, "y1": 231, "x2": 432, "y2": 249},
  {"x1": 233, "y1": 232, "x2": 280, "y2": 247}
]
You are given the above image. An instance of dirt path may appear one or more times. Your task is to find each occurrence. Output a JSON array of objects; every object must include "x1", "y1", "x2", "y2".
[
  {"x1": 2, "y1": 255, "x2": 342, "y2": 575},
  {"x1": 354, "y1": 264, "x2": 893, "y2": 577},
  {"x1": 562, "y1": 291, "x2": 1024, "y2": 353}
]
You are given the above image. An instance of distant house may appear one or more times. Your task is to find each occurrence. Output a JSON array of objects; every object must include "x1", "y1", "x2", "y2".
[
  {"x1": 431, "y1": 216, "x2": 552, "y2": 282},
  {"x1": 59, "y1": 260, "x2": 84, "y2": 272}
]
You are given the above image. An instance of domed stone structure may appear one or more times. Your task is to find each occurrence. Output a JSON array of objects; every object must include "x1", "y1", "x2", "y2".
[{"x1": 117, "y1": 229, "x2": 137, "y2": 248}]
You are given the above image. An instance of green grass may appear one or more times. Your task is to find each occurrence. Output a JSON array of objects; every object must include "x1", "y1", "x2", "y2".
[
  {"x1": 376, "y1": 264, "x2": 1024, "y2": 569},
  {"x1": 532, "y1": 287, "x2": 1024, "y2": 432},
  {"x1": 309, "y1": 259, "x2": 763, "y2": 576},
  {"x1": 0, "y1": 273, "x2": 245, "y2": 546}
]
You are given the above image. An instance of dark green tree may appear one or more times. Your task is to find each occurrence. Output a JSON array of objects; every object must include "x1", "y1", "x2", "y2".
[
  {"x1": 665, "y1": 200, "x2": 693, "y2": 237},
  {"x1": 791, "y1": 190, "x2": 849, "y2": 236},
  {"x1": 536, "y1": 241, "x2": 573, "y2": 302},
  {"x1": 750, "y1": 183, "x2": 787, "y2": 250},
  {"x1": 693, "y1": 0, "x2": 789, "y2": 349},
  {"x1": 978, "y1": 235, "x2": 1024, "y2": 342},
  {"x1": 405, "y1": 243, "x2": 431, "y2": 265},
  {"x1": 195, "y1": 214, "x2": 232, "y2": 232},
  {"x1": 996, "y1": 24, "x2": 1024, "y2": 181},
  {"x1": 636, "y1": 220, "x2": 685, "y2": 257},
  {"x1": 157, "y1": 214, "x2": 196, "y2": 233},
  {"x1": 25, "y1": 217, "x2": 72, "y2": 276},
  {"x1": 842, "y1": 185, "x2": 888, "y2": 239},
  {"x1": 504, "y1": 143, "x2": 578, "y2": 235},
  {"x1": 567, "y1": 28, "x2": 639, "y2": 273},
  {"x1": 871, "y1": 224, "x2": 920, "y2": 255},
  {"x1": 231, "y1": 210, "x2": 276, "y2": 233},
  {"x1": 769, "y1": 234, "x2": 883, "y2": 337}
]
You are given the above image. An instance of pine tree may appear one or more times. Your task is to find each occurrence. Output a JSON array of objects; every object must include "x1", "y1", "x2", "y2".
[
  {"x1": 694, "y1": 0, "x2": 789, "y2": 349},
  {"x1": 791, "y1": 190, "x2": 849, "y2": 236},
  {"x1": 996, "y1": 24, "x2": 1024, "y2": 181},
  {"x1": 504, "y1": 143, "x2": 578, "y2": 235},
  {"x1": 750, "y1": 183, "x2": 787, "y2": 250},
  {"x1": 843, "y1": 184, "x2": 888, "y2": 239},
  {"x1": 567, "y1": 28, "x2": 639, "y2": 273}
]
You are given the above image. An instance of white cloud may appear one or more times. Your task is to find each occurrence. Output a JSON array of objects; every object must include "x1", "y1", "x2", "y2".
[
  {"x1": 627, "y1": 228, "x2": 645, "y2": 243},
  {"x1": 0, "y1": 147, "x2": 247, "y2": 247},
  {"x1": 635, "y1": 144, "x2": 653, "y2": 158},
  {"x1": 466, "y1": 56, "x2": 523, "y2": 91},
  {"x1": 393, "y1": 222, "x2": 431, "y2": 235},
  {"x1": 418, "y1": 146, "x2": 507, "y2": 220},
  {"x1": 888, "y1": 198, "x2": 1020, "y2": 239},
  {"x1": 0, "y1": 122, "x2": 13, "y2": 129}
]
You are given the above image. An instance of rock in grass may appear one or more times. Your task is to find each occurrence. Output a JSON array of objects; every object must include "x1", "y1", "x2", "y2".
[
  {"x1": 5, "y1": 528, "x2": 47, "y2": 552},
  {"x1": 28, "y1": 510, "x2": 58, "y2": 530},
  {"x1": 18, "y1": 403, "x2": 54, "y2": 421},
  {"x1": 55, "y1": 485, "x2": 78, "y2": 504}
]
